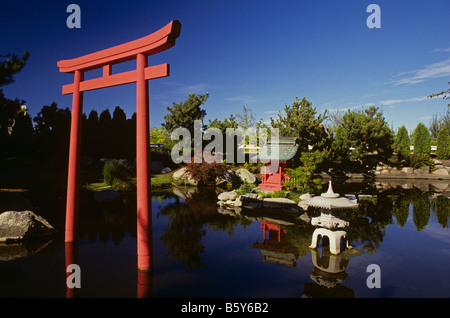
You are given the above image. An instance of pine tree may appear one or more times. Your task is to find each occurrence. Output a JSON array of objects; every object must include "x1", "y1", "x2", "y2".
[
  {"x1": 394, "y1": 125, "x2": 410, "y2": 160},
  {"x1": 0, "y1": 51, "x2": 30, "y2": 158},
  {"x1": 111, "y1": 106, "x2": 128, "y2": 158},
  {"x1": 0, "y1": 51, "x2": 30, "y2": 87},
  {"x1": 270, "y1": 96, "x2": 329, "y2": 154},
  {"x1": 162, "y1": 93, "x2": 208, "y2": 135},
  {"x1": 99, "y1": 109, "x2": 113, "y2": 157},
  {"x1": 413, "y1": 123, "x2": 431, "y2": 156},
  {"x1": 270, "y1": 97, "x2": 330, "y2": 167},
  {"x1": 332, "y1": 106, "x2": 394, "y2": 163},
  {"x1": 436, "y1": 126, "x2": 450, "y2": 159}
]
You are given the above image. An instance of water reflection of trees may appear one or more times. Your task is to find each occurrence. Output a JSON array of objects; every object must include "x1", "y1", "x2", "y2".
[
  {"x1": 66, "y1": 191, "x2": 138, "y2": 245},
  {"x1": 390, "y1": 187, "x2": 450, "y2": 231},
  {"x1": 70, "y1": 183, "x2": 450, "y2": 271},
  {"x1": 431, "y1": 195, "x2": 450, "y2": 229},
  {"x1": 158, "y1": 188, "x2": 242, "y2": 270},
  {"x1": 156, "y1": 185, "x2": 450, "y2": 270}
]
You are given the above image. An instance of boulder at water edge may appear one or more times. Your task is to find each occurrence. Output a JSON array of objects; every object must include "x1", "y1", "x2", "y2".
[
  {"x1": 235, "y1": 168, "x2": 256, "y2": 184},
  {"x1": 0, "y1": 211, "x2": 56, "y2": 242}
]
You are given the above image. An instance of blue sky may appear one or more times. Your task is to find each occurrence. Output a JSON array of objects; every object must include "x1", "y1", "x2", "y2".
[{"x1": 1, "y1": 0, "x2": 449, "y2": 133}]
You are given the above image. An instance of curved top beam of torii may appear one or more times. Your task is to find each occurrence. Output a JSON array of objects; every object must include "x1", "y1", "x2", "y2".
[{"x1": 57, "y1": 20, "x2": 181, "y2": 73}]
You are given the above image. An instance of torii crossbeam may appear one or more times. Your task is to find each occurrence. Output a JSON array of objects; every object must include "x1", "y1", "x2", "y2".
[{"x1": 58, "y1": 20, "x2": 181, "y2": 271}]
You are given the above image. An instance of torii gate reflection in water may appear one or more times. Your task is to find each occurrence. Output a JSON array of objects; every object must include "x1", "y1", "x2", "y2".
[{"x1": 58, "y1": 20, "x2": 181, "y2": 272}]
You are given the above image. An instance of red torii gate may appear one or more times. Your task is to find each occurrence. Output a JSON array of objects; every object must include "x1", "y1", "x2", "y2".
[{"x1": 58, "y1": 20, "x2": 181, "y2": 271}]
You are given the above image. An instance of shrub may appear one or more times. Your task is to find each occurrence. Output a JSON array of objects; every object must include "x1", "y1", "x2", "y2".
[
  {"x1": 186, "y1": 161, "x2": 226, "y2": 186},
  {"x1": 242, "y1": 161, "x2": 259, "y2": 174},
  {"x1": 103, "y1": 160, "x2": 134, "y2": 190},
  {"x1": 271, "y1": 190, "x2": 287, "y2": 198},
  {"x1": 408, "y1": 153, "x2": 433, "y2": 169},
  {"x1": 283, "y1": 152, "x2": 322, "y2": 194},
  {"x1": 436, "y1": 126, "x2": 450, "y2": 159},
  {"x1": 413, "y1": 123, "x2": 431, "y2": 156},
  {"x1": 394, "y1": 126, "x2": 410, "y2": 160},
  {"x1": 235, "y1": 182, "x2": 257, "y2": 195}
]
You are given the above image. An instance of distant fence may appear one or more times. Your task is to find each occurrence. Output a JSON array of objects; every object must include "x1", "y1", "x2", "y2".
[{"x1": 409, "y1": 146, "x2": 437, "y2": 151}]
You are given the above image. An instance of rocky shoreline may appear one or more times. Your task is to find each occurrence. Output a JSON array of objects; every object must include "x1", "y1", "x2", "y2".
[
  {"x1": 373, "y1": 158, "x2": 450, "y2": 179},
  {"x1": 216, "y1": 190, "x2": 311, "y2": 215}
]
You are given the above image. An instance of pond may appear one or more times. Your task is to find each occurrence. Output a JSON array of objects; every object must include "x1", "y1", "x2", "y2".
[{"x1": 0, "y1": 180, "x2": 449, "y2": 298}]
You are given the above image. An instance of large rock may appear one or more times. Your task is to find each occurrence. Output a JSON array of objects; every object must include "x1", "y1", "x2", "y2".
[
  {"x1": 235, "y1": 168, "x2": 256, "y2": 184},
  {"x1": 183, "y1": 173, "x2": 199, "y2": 186},
  {"x1": 432, "y1": 168, "x2": 449, "y2": 175},
  {"x1": 414, "y1": 166, "x2": 430, "y2": 174},
  {"x1": 218, "y1": 191, "x2": 238, "y2": 201},
  {"x1": 299, "y1": 193, "x2": 312, "y2": 201},
  {"x1": 161, "y1": 167, "x2": 172, "y2": 174},
  {"x1": 239, "y1": 193, "x2": 263, "y2": 208},
  {"x1": 401, "y1": 167, "x2": 414, "y2": 174},
  {"x1": 240, "y1": 193, "x2": 262, "y2": 202},
  {"x1": 215, "y1": 170, "x2": 238, "y2": 187},
  {"x1": 172, "y1": 167, "x2": 198, "y2": 185},
  {"x1": 172, "y1": 167, "x2": 188, "y2": 181},
  {"x1": 262, "y1": 198, "x2": 297, "y2": 208},
  {"x1": 0, "y1": 211, "x2": 55, "y2": 242}
]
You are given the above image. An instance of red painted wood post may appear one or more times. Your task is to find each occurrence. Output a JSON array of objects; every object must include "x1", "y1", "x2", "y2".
[
  {"x1": 65, "y1": 70, "x2": 84, "y2": 242},
  {"x1": 136, "y1": 53, "x2": 152, "y2": 271},
  {"x1": 58, "y1": 20, "x2": 181, "y2": 272}
]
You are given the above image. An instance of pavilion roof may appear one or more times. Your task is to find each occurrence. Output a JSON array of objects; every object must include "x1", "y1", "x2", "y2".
[{"x1": 258, "y1": 136, "x2": 300, "y2": 162}]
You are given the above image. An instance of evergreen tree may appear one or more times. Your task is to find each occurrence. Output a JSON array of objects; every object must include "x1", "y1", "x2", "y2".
[
  {"x1": 270, "y1": 97, "x2": 328, "y2": 154},
  {"x1": 111, "y1": 106, "x2": 128, "y2": 158},
  {"x1": 413, "y1": 123, "x2": 431, "y2": 156},
  {"x1": 0, "y1": 51, "x2": 30, "y2": 158},
  {"x1": 394, "y1": 125, "x2": 410, "y2": 160},
  {"x1": 162, "y1": 93, "x2": 208, "y2": 135},
  {"x1": 331, "y1": 106, "x2": 394, "y2": 163},
  {"x1": 0, "y1": 51, "x2": 30, "y2": 87},
  {"x1": 98, "y1": 109, "x2": 113, "y2": 157},
  {"x1": 10, "y1": 112, "x2": 34, "y2": 158},
  {"x1": 33, "y1": 102, "x2": 71, "y2": 162},
  {"x1": 126, "y1": 113, "x2": 136, "y2": 158},
  {"x1": 83, "y1": 110, "x2": 100, "y2": 159},
  {"x1": 207, "y1": 114, "x2": 238, "y2": 133},
  {"x1": 436, "y1": 126, "x2": 450, "y2": 159}
]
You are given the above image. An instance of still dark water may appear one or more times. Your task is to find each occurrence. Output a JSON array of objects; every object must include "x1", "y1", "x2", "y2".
[{"x1": 1, "y1": 180, "x2": 449, "y2": 298}]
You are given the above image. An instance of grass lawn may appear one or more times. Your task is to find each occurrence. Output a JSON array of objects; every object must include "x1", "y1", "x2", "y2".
[{"x1": 151, "y1": 173, "x2": 174, "y2": 188}]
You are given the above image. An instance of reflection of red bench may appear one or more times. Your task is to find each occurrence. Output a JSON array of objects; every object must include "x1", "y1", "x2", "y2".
[
  {"x1": 260, "y1": 220, "x2": 286, "y2": 242},
  {"x1": 58, "y1": 20, "x2": 181, "y2": 272}
]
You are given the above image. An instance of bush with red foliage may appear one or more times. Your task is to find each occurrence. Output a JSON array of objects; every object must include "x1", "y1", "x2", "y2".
[{"x1": 186, "y1": 161, "x2": 226, "y2": 186}]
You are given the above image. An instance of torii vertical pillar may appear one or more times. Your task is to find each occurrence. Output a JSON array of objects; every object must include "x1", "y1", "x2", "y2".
[
  {"x1": 58, "y1": 20, "x2": 181, "y2": 271},
  {"x1": 136, "y1": 53, "x2": 151, "y2": 270},
  {"x1": 65, "y1": 70, "x2": 84, "y2": 243}
]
